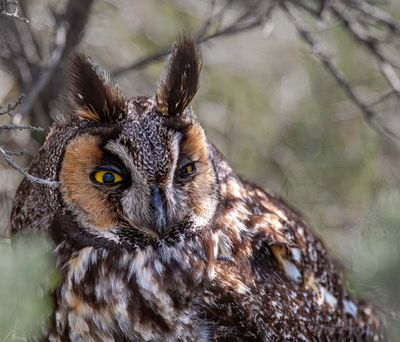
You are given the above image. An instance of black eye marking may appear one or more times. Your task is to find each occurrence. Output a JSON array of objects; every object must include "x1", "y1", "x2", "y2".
[
  {"x1": 90, "y1": 150, "x2": 131, "y2": 188},
  {"x1": 102, "y1": 172, "x2": 115, "y2": 184}
]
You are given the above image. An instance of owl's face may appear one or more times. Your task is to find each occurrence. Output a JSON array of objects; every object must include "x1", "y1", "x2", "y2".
[{"x1": 59, "y1": 38, "x2": 218, "y2": 244}]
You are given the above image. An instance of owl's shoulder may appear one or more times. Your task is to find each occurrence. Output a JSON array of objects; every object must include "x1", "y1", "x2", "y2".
[{"x1": 206, "y1": 154, "x2": 384, "y2": 339}]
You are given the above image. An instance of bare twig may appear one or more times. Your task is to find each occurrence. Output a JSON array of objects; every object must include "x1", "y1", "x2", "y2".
[
  {"x1": 347, "y1": 0, "x2": 400, "y2": 35},
  {"x1": 0, "y1": 145, "x2": 59, "y2": 187},
  {"x1": 2, "y1": 0, "x2": 95, "y2": 128},
  {"x1": 282, "y1": 2, "x2": 400, "y2": 140},
  {"x1": 0, "y1": 124, "x2": 43, "y2": 131},
  {"x1": 0, "y1": 0, "x2": 28, "y2": 23},
  {"x1": 13, "y1": 21, "x2": 68, "y2": 123},
  {"x1": 330, "y1": 1, "x2": 400, "y2": 99},
  {"x1": 0, "y1": 95, "x2": 24, "y2": 116},
  {"x1": 368, "y1": 90, "x2": 396, "y2": 107},
  {"x1": 2, "y1": 149, "x2": 24, "y2": 156},
  {"x1": 0, "y1": 95, "x2": 51, "y2": 186},
  {"x1": 112, "y1": 0, "x2": 277, "y2": 77}
]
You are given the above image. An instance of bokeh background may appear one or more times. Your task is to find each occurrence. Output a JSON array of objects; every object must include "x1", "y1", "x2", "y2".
[{"x1": 1, "y1": 0, "x2": 400, "y2": 339}]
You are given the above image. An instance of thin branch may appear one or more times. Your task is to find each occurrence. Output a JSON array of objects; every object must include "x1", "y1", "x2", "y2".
[
  {"x1": 2, "y1": 149, "x2": 24, "y2": 156},
  {"x1": 0, "y1": 2, "x2": 28, "y2": 23},
  {"x1": 112, "y1": 0, "x2": 277, "y2": 77},
  {"x1": 347, "y1": 0, "x2": 400, "y2": 35},
  {"x1": 4, "y1": 0, "x2": 95, "y2": 126},
  {"x1": 0, "y1": 145, "x2": 59, "y2": 187},
  {"x1": 282, "y1": 2, "x2": 400, "y2": 140},
  {"x1": 112, "y1": 49, "x2": 171, "y2": 77},
  {"x1": 0, "y1": 124, "x2": 44, "y2": 131},
  {"x1": 14, "y1": 21, "x2": 68, "y2": 123},
  {"x1": 368, "y1": 90, "x2": 396, "y2": 107},
  {"x1": 330, "y1": 0, "x2": 400, "y2": 99},
  {"x1": 0, "y1": 95, "x2": 24, "y2": 116}
]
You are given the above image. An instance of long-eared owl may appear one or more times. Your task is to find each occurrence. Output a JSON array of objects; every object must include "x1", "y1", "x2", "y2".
[{"x1": 11, "y1": 36, "x2": 385, "y2": 341}]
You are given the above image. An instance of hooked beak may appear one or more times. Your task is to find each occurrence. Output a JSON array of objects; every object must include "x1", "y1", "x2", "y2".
[{"x1": 150, "y1": 185, "x2": 167, "y2": 237}]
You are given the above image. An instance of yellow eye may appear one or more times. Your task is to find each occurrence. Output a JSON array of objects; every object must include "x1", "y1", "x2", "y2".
[
  {"x1": 179, "y1": 162, "x2": 197, "y2": 178},
  {"x1": 186, "y1": 164, "x2": 194, "y2": 174},
  {"x1": 93, "y1": 170, "x2": 123, "y2": 184}
]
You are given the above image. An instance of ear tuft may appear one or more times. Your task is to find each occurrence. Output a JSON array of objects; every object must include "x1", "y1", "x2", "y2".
[
  {"x1": 69, "y1": 54, "x2": 126, "y2": 123},
  {"x1": 156, "y1": 35, "x2": 202, "y2": 117}
]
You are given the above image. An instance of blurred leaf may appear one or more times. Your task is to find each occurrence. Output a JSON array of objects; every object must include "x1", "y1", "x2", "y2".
[{"x1": 0, "y1": 233, "x2": 59, "y2": 341}]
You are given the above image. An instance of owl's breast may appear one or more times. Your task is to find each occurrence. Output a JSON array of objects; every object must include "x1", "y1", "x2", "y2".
[{"x1": 51, "y1": 235, "x2": 214, "y2": 341}]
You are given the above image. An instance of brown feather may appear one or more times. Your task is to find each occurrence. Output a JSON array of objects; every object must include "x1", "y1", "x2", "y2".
[
  {"x1": 156, "y1": 35, "x2": 202, "y2": 117},
  {"x1": 69, "y1": 54, "x2": 126, "y2": 123}
]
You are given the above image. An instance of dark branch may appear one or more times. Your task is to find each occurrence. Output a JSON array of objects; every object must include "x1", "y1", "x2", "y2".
[
  {"x1": 0, "y1": 95, "x2": 24, "y2": 116},
  {"x1": 112, "y1": 0, "x2": 277, "y2": 77},
  {"x1": 330, "y1": 0, "x2": 400, "y2": 99},
  {"x1": 282, "y1": 2, "x2": 400, "y2": 140},
  {"x1": 15, "y1": 21, "x2": 68, "y2": 122}
]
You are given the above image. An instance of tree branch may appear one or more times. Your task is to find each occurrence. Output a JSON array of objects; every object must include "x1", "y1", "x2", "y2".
[
  {"x1": 282, "y1": 1, "x2": 400, "y2": 140},
  {"x1": 330, "y1": 0, "x2": 400, "y2": 100},
  {"x1": 0, "y1": 124, "x2": 43, "y2": 131},
  {"x1": 112, "y1": 0, "x2": 277, "y2": 77},
  {"x1": 0, "y1": 0, "x2": 28, "y2": 23},
  {"x1": 0, "y1": 95, "x2": 24, "y2": 116},
  {"x1": 14, "y1": 21, "x2": 67, "y2": 123},
  {"x1": 0, "y1": 96, "x2": 57, "y2": 187},
  {"x1": 0, "y1": 145, "x2": 59, "y2": 187}
]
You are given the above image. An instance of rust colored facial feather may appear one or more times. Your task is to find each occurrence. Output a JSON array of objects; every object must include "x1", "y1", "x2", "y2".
[
  {"x1": 180, "y1": 124, "x2": 217, "y2": 219},
  {"x1": 60, "y1": 134, "x2": 118, "y2": 230}
]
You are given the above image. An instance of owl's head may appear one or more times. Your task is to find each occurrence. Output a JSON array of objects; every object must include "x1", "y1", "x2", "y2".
[{"x1": 57, "y1": 36, "x2": 218, "y2": 246}]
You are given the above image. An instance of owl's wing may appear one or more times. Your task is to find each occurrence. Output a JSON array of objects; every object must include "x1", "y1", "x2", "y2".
[
  {"x1": 206, "y1": 175, "x2": 384, "y2": 340},
  {"x1": 241, "y1": 178, "x2": 347, "y2": 292}
]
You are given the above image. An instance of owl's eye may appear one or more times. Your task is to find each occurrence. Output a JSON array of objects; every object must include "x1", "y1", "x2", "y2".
[
  {"x1": 93, "y1": 170, "x2": 123, "y2": 185},
  {"x1": 178, "y1": 162, "x2": 197, "y2": 178}
]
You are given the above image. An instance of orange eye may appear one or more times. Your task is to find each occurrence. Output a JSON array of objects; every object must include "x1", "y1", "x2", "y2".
[{"x1": 93, "y1": 170, "x2": 123, "y2": 184}]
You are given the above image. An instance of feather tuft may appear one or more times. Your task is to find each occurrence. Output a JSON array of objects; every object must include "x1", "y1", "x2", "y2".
[
  {"x1": 69, "y1": 54, "x2": 126, "y2": 123},
  {"x1": 156, "y1": 35, "x2": 202, "y2": 117}
]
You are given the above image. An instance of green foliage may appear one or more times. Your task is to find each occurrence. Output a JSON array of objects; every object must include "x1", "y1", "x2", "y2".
[{"x1": 0, "y1": 234, "x2": 59, "y2": 341}]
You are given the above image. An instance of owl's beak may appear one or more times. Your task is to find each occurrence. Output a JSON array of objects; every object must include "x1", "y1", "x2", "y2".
[{"x1": 150, "y1": 185, "x2": 167, "y2": 237}]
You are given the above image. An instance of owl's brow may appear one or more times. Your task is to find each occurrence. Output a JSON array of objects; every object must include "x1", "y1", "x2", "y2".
[
  {"x1": 103, "y1": 140, "x2": 142, "y2": 182},
  {"x1": 164, "y1": 131, "x2": 182, "y2": 187}
]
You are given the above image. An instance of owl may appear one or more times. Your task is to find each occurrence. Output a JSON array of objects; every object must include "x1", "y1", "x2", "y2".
[{"x1": 11, "y1": 36, "x2": 385, "y2": 341}]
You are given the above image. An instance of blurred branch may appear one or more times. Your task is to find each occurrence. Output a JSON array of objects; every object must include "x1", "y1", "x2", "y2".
[
  {"x1": 0, "y1": 0, "x2": 28, "y2": 23},
  {"x1": 282, "y1": 0, "x2": 400, "y2": 140},
  {"x1": 347, "y1": 0, "x2": 400, "y2": 35},
  {"x1": 283, "y1": 2, "x2": 400, "y2": 139},
  {"x1": 14, "y1": 21, "x2": 67, "y2": 123},
  {"x1": 0, "y1": 94, "x2": 24, "y2": 116},
  {"x1": 112, "y1": 0, "x2": 277, "y2": 77},
  {"x1": 112, "y1": 0, "x2": 400, "y2": 142},
  {"x1": 1, "y1": 0, "x2": 95, "y2": 127},
  {"x1": 0, "y1": 124, "x2": 43, "y2": 131},
  {"x1": 330, "y1": 0, "x2": 400, "y2": 99},
  {"x1": 0, "y1": 4, "x2": 60, "y2": 188}
]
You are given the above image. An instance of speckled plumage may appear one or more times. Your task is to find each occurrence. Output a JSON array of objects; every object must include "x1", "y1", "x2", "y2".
[{"x1": 11, "y1": 37, "x2": 385, "y2": 341}]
